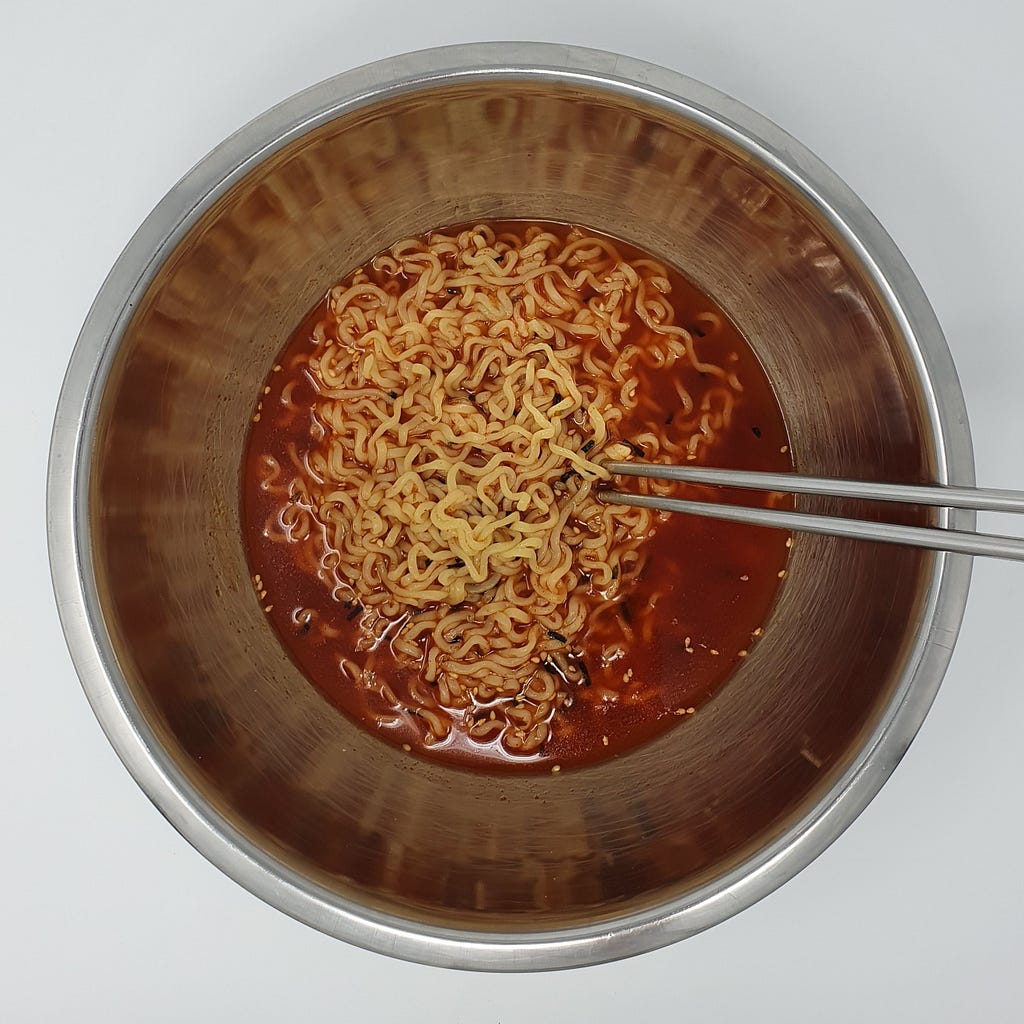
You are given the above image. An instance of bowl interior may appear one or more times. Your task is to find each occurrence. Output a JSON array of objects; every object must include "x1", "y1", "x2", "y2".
[{"x1": 89, "y1": 79, "x2": 935, "y2": 931}]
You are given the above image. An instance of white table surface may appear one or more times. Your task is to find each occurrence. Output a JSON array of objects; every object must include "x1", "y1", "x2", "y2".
[{"x1": 3, "y1": 1, "x2": 1022, "y2": 1020}]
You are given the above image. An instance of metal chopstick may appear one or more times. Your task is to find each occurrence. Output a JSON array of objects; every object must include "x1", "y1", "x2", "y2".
[
  {"x1": 601, "y1": 462, "x2": 1024, "y2": 512},
  {"x1": 598, "y1": 462, "x2": 1024, "y2": 562}
]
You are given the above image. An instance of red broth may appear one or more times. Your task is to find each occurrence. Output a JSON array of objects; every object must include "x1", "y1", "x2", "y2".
[{"x1": 242, "y1": 223, "x2": 793, "y2": 772}]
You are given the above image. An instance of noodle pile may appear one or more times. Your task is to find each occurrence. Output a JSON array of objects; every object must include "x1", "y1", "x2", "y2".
[{"x1": 265, "y1": 224, "x2": 739, "y2": 754}]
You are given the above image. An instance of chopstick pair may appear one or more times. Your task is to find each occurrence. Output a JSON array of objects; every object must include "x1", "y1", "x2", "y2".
[{"x1": 598, "y1": 461, "x2": 1024, "y2": 561}]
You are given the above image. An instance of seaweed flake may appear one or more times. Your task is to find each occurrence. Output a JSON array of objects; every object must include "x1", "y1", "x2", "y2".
[{"x1": 578, "y1": 659, "x2": 593, "y2": 688}]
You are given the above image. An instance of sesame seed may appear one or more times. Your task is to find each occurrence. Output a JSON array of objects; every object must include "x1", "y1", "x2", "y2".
[
  {"x1": 687, "y1": 707, "x2": 695, "y2": 714},
  {"x1": 710, "y1": 649, "x2": 719, "y2": 655},
  {"x1": 252, "y1": 413, "x2": 261, "y2": 422},
  {"x1": 738, "y1": 649, "x2": 748, "y2": 658},
  {"x1": 273, "y1": 364, "x2": 282, "y2": 372},
  {"x1": 402, "y1": 743, "x2": 412, "y2": 752},
  {"x1": 675, "y1": 708, "x2": 686, "y2": 715},
  {"x1": 740, "y1": 574, "x2": 749, "y2": 581},
  {"x1": 263, "y1": 605, "x2": 273, "y2": 612},
  {"x1": 778, "y1": 569, "x2": 787, "y2": 579},
  {"x1": 780, "y1": 445, "x2": 789, "y2": 453},
  {"x1": 785, "y1": 537, "x2": 793, "y2": 548},
  {"x1": 263, "y1": 386, "x2": 271, "y2": 395},
  {"x1": 753, "y1": 627, "x2": 763, "y2": 637},
  {"x1": 551, "y1": 764, "x2": 561, "y2": 773},
  {"x1": 602, "y1": 735, "x2": 609, "y2": 746}
]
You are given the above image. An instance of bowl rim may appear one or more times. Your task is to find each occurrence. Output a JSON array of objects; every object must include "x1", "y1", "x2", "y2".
[{"x1": 46, "y1": 41, "x2": 975, "y2": 971}]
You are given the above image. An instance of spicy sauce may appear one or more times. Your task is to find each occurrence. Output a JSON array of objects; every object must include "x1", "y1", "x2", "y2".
[{"x1": 242, "y1": 223, "x2": 793, "y2": 772}]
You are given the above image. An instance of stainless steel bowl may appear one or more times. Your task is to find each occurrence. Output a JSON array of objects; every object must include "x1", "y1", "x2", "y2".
[{"x1": 47, "y1": 42, "x2": 974, "y2": 970}]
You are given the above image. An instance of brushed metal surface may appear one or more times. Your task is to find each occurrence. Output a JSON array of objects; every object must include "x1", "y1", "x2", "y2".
[{"x1": 47, "y1": 42, "x2": 974, "y2": 970}]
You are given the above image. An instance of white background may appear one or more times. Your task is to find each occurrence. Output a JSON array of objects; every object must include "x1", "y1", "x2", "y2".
[{"x1": 3, "y1": 1, "x2": 1022, "y2": 1020}]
